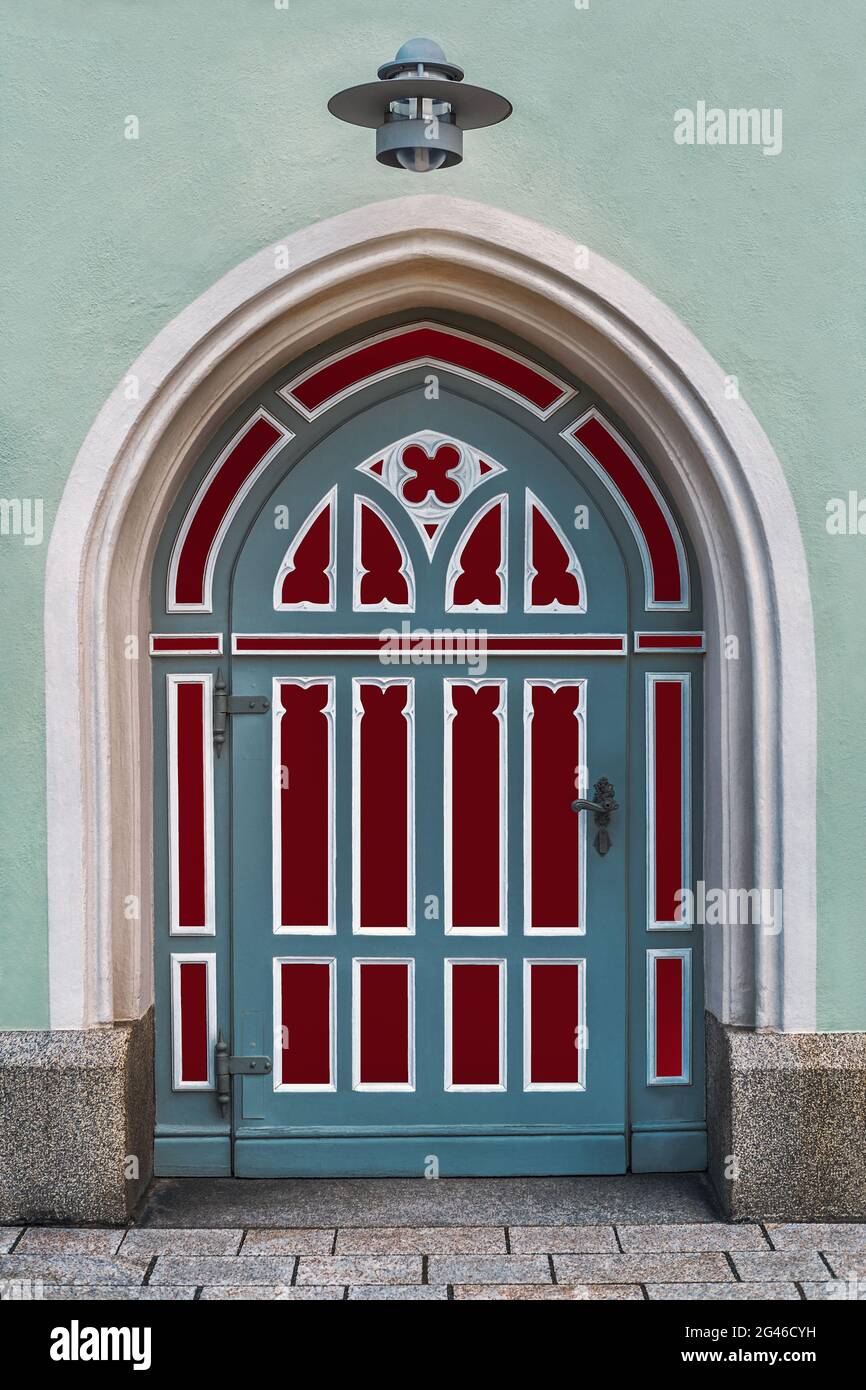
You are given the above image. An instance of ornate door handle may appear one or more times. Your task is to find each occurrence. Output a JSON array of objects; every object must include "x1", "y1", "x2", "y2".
[{"x1": 571, "y1": 776, "x2": 619, "y2": 856}]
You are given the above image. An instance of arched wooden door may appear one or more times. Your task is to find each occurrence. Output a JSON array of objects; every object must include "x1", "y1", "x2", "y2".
[{"x1": 150, "y1": 316, "x2": 705, "y2": 1177}]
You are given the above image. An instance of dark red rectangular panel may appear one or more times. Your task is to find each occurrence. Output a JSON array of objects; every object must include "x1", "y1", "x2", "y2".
[
  {"x1": 176, "y1": 681, "x2": 206, "y2": 929},
  {"x1": 655, "y1": 955, "x2": 684, "y2": 1079},
  {"x1": 449, "y1": 962, "x2": 502, "y2": 1086},
  {"x1": 357, "y1": 683, "x2": 411, "y2": 931},
  {"x1": 654, "y1": 679, "x2": 684, "y2": 923},
  {"x1": 179, "y1": 961, "x2": 208, "y2": 1084},
  {"x1": 448, "y1": 683, "x2": 504, "y2": 931},
  {"x1": 280, "y1": 961, "x2": 332, "y2": 1086},
  {"x1": 277, "y1": 681, "x2": 332, "y2": 929},
  {"x1": 358, "y1": 962, "x2": 410, "y2": 1086},
  {"x1": 528, "y1": 962, "x2": 581, "y2": 1086},
  {"x1": 527, "y1": 683, "x2": 582, "y2": 930},
  {"x1": 151, "y1": 634, "x2": 222, "y2": 654},
  {"x1": 636, "y1": 632, "x2": 704, "y2": 651}
]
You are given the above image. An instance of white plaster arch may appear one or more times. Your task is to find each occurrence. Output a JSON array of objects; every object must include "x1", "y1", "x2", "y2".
[{"x1": 45, "y1": 195, "x2": 816, "y2": 1032}]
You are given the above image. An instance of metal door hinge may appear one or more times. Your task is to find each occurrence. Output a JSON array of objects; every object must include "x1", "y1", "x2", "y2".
[
  {"x1": 213, "y1": 668, "x2": 270, "y2": 756},
  {"x1": 215, "y1": 1031, "x2": 272, "y2": 1115}
]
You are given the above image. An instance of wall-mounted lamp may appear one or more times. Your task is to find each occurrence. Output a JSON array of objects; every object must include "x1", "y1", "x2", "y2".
[{"x1": 328, "y1": 36, "x2": 512, "y2": 173}]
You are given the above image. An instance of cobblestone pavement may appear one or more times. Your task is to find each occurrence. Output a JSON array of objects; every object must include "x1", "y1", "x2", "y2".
[{"x1": 2, "y1": 1222, "x2": 865, "y2": 1300}]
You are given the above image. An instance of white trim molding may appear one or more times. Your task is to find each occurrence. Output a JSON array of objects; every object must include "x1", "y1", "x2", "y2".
[{"x1": 45, "y1": 195, "x2": 816, "y2": 1031}]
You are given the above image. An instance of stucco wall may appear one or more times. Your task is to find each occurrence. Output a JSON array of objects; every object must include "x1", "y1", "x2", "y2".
[{"x1": 0, "y1": 0, "x2": 863, "y2": 1028}]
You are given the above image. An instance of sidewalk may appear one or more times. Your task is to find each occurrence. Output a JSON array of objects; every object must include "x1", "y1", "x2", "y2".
[{"x1": 1, "y1": 1178, "x2": 864, "y2": 1300}]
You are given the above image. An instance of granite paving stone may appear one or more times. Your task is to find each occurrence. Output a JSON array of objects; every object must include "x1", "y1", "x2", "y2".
[
  {"x1": 554, "y1": 1252, "x2": 733, "y2": 1284},
  {"x1": 800, "y1": 1278, "x2": 866, "y2": 1300},
  {"x1": 0, "y1": 1253, "x2": 148, "y2": 1287},
  {"x1": 119, "y1": 1228, "x2": 244, "y2": 1257},
  {"x1": 616, "y1": 1222, "x2": 768, "y2": 1252},
  {"x1": 336, "y1": 1226, "x2": 506, "y2": 1255},
  {"x1": 822, "y1": 1254, "x2": 866, "y2": 1280},
  {"x1": 240, "y1": 1229, "x2": 335, "y2": 1255},
  {"x1": 296, "y1": 1256, "x2": 422, "y2": 1286},
  {"x1": 16, "y1": 1227, "x2": 124, "y2": 1256},
  {"x1": 646, "y1": 1282, "x2": 801, "y2": 1301},
  {"x1": 150, "y1": 1256, "x2": 298, "y2": 1286},
  {"x1": 731, "y1": 1251, "x2": 831, "y2": 1282},
  {"x1": 508, "y1": 1225, "x2": 617, "y2": 1253},
  {"x1": 200, "y1": 1285, "x2": 344, "y2": 1300},
  {"x1": 427, "y1": 1255, "x2": 551, "y2": 1285},
  {"x1": 348, "y1": 1284, "x2": 449, "y2": 1300},
  {"x1": 13, "y1": 1205, "x2": 855, "y2": 1303},
  {"x1": 36, "y1": 1285, "x2": 197, "y2": 1301},
  {"x1": 766, "y1": 1223, "x2": 866, "y2": 1252},
  {"x1": 454, "y1": 1283, "x2": 644, "y2": 1300}
]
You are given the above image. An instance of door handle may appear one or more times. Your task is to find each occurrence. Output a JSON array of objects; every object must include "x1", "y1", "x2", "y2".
[{"x1": 571, "y1": 776, "x2": 619, "y2": 856}]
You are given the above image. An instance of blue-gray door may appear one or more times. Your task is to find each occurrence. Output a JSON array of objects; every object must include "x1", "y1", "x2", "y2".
[{"x1": 150, "y1": 316, "x2": 704, "y2": 1178}]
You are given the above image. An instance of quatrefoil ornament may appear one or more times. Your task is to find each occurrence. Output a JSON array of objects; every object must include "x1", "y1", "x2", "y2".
[{"x1": 356, "y1": 429, "x2": 506, "y2": 558}]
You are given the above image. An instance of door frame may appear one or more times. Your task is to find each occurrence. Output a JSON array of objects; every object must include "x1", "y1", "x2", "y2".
[{"x1": 44, "y1": 194, "x2": 816, "y2": 1052}]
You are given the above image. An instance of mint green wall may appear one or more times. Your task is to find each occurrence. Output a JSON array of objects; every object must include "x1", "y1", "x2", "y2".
[{"x1": 1, "y1": 0, "x2": 863, "y2": 1028}]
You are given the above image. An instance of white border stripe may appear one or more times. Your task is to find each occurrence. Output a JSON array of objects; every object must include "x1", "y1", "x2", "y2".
[
  {"x1": 523, "y1": 679, "x2": 587, "y2": 935},
  {"x1": 647, "y1": 947, "x2": 692, "y2": 1085},
  {"x1": 443, "y1": 679, "x2": 507, "y2": 936},
  {"x1": 170, "y1": 951, "x2": 216, "y2": 1090},
  {"x1": 560, "y1": 406, "x2": 689, "y2": 612},
  {"x1": 444, "y1": 958, "x2": 506, "y2": 1092},
  {"x1": 273, "y1": 956, "x2": 337, "y2": 1092},
  {"x1": 352, "y1": 678, "x2": 415, "y2": 935},
  {"x1": 167, "y1": 407, "x2": 292, "y2": 613},
  {"x1": 646, "y1": 672, "x2": 692, "y2": 930},
  {"x1": 272, "y1": 676, "x2": 336, "y2": 934},
  {"x1": 278, "y1": 320, "x2": 577, "y2": 422},
  {"x1": 523, "y1": 958, "x2": 586, "y2": 1092},
  {"x1": 167, "y1": 673, "x2": 215, "y2": 936},
  {"x1": 352, "y1": 957, "x2": 416, "y2": 1092}
]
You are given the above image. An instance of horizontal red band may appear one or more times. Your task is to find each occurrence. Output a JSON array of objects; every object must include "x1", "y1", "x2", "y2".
[
  {"x1": 232, "y1": 633, "x2": 627, "y2": 656},
  {"x1": 635, "y1": 632, "x2": 705, "y2": 652},
  {"x1": 150, "y1": 634, "x2": 223, "y2": 655}
]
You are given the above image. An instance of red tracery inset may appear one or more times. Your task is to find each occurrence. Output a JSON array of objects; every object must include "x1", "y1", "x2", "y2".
[
  {"x1": 274, "y1": 489, "x2": 336, "y2": 611},
  {"x1": 525, "y1": 492, "x2": 585, "y2": 612},
  {"x1": 401, "y1": 442, "x2": 461, "y2": 505},
  {"x1": 447, "y1": 496, "x2": 507, "y2": 611},
  {"x1": 354, "y1": 498, "x2": 414, "y2": 610}
]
